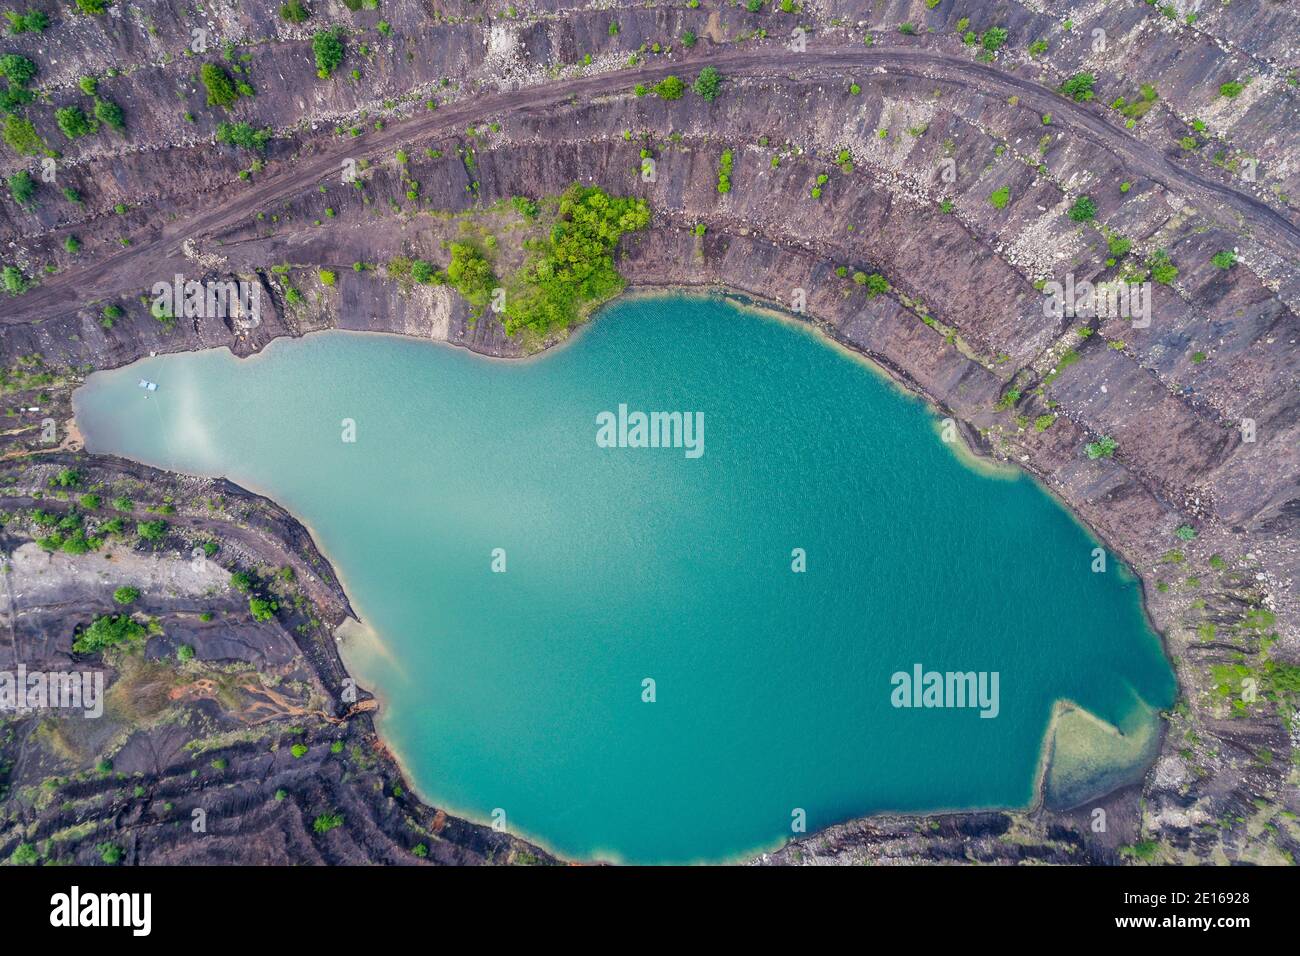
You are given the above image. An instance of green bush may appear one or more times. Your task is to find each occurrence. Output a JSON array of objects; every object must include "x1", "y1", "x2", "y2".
[
  {"x1": 2, "y1": 265, "x2": 30, "y2": 294},
  {"x1": 312, "y1": 812, "x2": 343, "y2": 833},
  {"x1": 136, "y1": 519, "x2": 167, "y2": 542},
  {"x1": 1067, "y1": 195, "x2": 1097, "y2": 221},
  {"x1": 93, "y1": 98, "x2": 124, "y2": 131},
  {"x1": 9, "y1": 843, "x2": 37, "y2": 865},
  {"x1": 653, "y1": 76, "x2": 685, "y2": 100},
  {"x1": 981, "y1": 27, "x2": 1008, "y2": 52},
  {"x1": 445, "y1": 243, "x2": 495, "y2": 308},
  {"x1": 55, "y1": 105, "x2": 97, "y2": 140},
  {"x1": 1211, "y1": 250, "x2": 1236, "y2": 269},
  {"x1": 312, "y1": 29, "x2": 345, "y2": 79},
  {"x1": 200, "y1": 64, "x2": 241, "y2": 108},
  {"x1": 216, "y1": 121, "x2": 271, "y2": 152},
  {"x1": 5, "y1": 10, "x2": 47, "y2": 33},
  {"x1": 98, "y1": 844, "x2": 122, "y2": 865},
  {"x1": 279, "y1": 0, "x2": 310, "y2": 22},
  {"x1": 1148, "y1": 248, "x2": 1178, "y2": 285},
  {"x1": 249, "y1": 596, "x2": 278, "y2": 621},
  {"x1": 112, "y1": 586, "x2": 140, "y2": 605},
  {"x1": 2, "y1": 114, "x2": 42, "y2": 156},
  {"x1": 1085, "y1": 435, "x2": 1118, "y2": 460},
  {"x1": 499, "y1": 184, "x2": 649, "y2": 337},
  {"x1": 73, "y1": 614, "x2": 145, "y2": 653},
  {"x1": 716, "y1": 148, "x2": 733, "y2": 194},
  {"x1": 7, "y1": 168, "x2": 35, "y2": 206},
  {"x1": 1058, "y1": 73, "x2": 1096, "y2": 102},
  {"x1": 988, "y1": 186, "x2": 1010, "y2": 209},
  {"x1": 0, "y1": 52, "x2": 37, "y2": 86},
  {"x1": 693, "y1": 67, "x2": 722, "y2": 102}
]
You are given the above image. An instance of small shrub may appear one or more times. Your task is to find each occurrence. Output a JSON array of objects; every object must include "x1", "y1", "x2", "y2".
[
  {"x1": 1067, "y1": 195, "x2": 1096, "y2": 222},
  {"x1": 1059, "y1": 73, "x2": 1096, "y2": 102},
  {"x1": 652, "y1": 75, "x2": 685, "y2": 100},
  {"x1": 1085, "y1": 435, "x2": 1118, "y2": 460}
]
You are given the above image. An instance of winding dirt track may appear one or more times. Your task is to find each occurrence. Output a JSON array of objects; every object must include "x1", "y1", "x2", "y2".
[{"x1": 6, "y1": 44, "x2": 1298, "y2": 327}]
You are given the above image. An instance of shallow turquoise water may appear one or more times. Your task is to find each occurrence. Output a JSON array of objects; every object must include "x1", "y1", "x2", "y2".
[{"x1": 75, "y1": 295, "x2": 1175, "y2": 863}]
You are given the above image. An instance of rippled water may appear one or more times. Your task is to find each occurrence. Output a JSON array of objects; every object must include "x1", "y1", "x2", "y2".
[{"x1": 75, "y1": 294, "x2": 1175, "y2": 863}]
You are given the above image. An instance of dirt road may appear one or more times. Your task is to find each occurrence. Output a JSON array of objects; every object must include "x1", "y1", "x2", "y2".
[{"x1": 6, "y1": 44, "x2": 1296, "y2": 327}]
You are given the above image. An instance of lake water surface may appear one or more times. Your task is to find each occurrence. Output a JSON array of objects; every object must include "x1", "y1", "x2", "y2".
[{"x1": 74, "y1": 295, "x2": 1175, "y2": 863}]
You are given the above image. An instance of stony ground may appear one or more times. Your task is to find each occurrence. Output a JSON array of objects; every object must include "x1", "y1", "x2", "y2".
[{"x1": 0, "y1": 0, "x2": 1297, "y2": 865}]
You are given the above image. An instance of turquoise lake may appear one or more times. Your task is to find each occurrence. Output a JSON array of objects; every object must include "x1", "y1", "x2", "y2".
[{"x1": 74, "y1": 295, "x2": 1176, "y2": 863}]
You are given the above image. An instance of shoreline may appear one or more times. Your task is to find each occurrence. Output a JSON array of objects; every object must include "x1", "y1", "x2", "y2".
[{"x1": 67, "y1": 290, "x2": 1179, "y2": 864}]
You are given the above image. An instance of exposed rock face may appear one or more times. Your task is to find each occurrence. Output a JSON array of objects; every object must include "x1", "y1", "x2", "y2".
[
  {"x1": 0, "y1": 1, "x2": 1296, "y2": 865},
  {"x1": 0, "y1": 455, "x2": 553, "y2": 865}
]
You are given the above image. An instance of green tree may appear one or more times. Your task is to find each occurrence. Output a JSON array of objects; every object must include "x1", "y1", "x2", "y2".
[
  {"x1": 0, "y1": 53, "x2": 37, "y2": 86},
  {"x1": 93, "y1": 97, "x2": 125, "y2": 131},
  {"x1": 1058, "y1": 73, "x2": 1096, "y2": 102},
  {"x1": 410, "y1": 259, "x2": 441, "y2": 284},
  {"x1": 7, "y1": 168, "x2": 35, "y2": 206},
  {"x1": 693, "y1": 67, "x2": 722, "y2": 102},
  {"x1": 200, "y1": 63, "x2": 241, "y2": 108},
  {"x1": 312, "y1": 29, "x2": 345, "y2": 79},
  {"x1": 864, "y1": 273, "x2": 890, "y2": 297},
  {"x1": 55, "y1": 105, "x2": 97, "y2": 139},
  {"x1": 445, "y1": 242, "x2": 496, "y2": 309},
  {"x1": 981, "y1": 27, "x2": 1008, "y2": 52},
  {"x1": 499, "y1": 184, "x2": 650, "y2": 337},
  {"x1": 652, "y1": 75, "x2": 685, "y2": 100},
  {"x1": 2, "y1": 114, "x2": 42, "y2": 156},
  {"x1": 73, "y1": 614, "x2": 145, "y2": 653},
  {"x1": 5, "y1": 10, "x2": 47, "y2": 33},
  {"x1": 249, "y1": 596, "x2": 278, "y2": 621}
]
